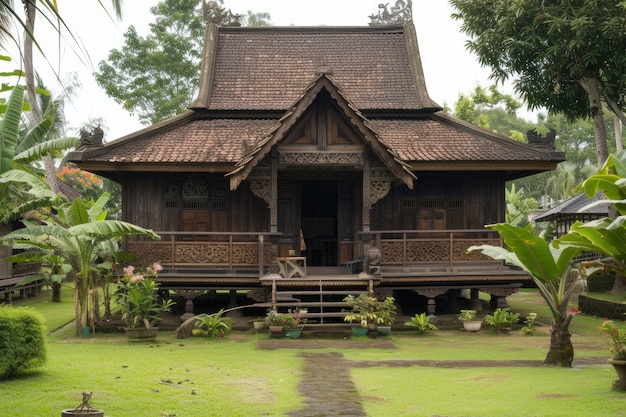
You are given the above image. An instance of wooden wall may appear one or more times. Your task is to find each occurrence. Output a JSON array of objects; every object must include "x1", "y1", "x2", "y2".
[{"x1": 370, "y1": 172, "x2": 505, "y2": 231}]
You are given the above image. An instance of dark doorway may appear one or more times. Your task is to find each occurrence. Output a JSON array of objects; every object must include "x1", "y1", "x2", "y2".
[{"x1": 300, "y1": 181, "x2": 338, "y2": 266}]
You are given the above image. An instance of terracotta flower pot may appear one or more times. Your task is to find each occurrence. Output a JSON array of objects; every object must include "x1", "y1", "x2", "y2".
[
  {"x1": 608, "y1": 359, "x2": 626, "y2": 392},
  {"x1": 269, "y1": 325, "x2": 283, "y2": 338}
]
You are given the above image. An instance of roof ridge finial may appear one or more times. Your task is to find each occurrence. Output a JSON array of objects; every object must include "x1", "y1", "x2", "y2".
[{"x1": 369, "y1": 0, "x2": 413, "y2": 26}]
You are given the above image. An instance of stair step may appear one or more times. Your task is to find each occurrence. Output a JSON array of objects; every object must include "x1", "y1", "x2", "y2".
[
  {"x1": 277, "y1": 290, "x2": 368, "y2": 296},
  {"x1": 276, "y1": 301, "x2": 349, "y2": 307}
]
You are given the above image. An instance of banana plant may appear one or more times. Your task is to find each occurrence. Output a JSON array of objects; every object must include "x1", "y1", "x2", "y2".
[
  {"x1": 468, "y1": 223, "x2": 582, "y2": 366},
  {"x1": 1, "y1": 193, "x2": 159, "y2": 336}
]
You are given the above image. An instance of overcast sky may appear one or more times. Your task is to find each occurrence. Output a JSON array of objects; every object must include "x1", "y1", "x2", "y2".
[{"x1": 1, "y1": 0, "x2": 508, "y2": 141}]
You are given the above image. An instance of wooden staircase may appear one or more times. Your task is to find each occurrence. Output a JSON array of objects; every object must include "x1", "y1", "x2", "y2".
[{"x1": 260, "y1": 276, "x2": 377, "y2": 327}]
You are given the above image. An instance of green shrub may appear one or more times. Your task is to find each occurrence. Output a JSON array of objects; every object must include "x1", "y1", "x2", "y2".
[
  {"x1": 192, "y1": 309, "x2": 233, "y2": 338},
  {"x1": 0, "y1": 306, "x2": 47, "y2": 379},
  {"x1": 484, "y1": 308, "x2": 520, "y2": 331},
  {"x1": 404, "y1": 313, "x2": 438, "y2": 334}
]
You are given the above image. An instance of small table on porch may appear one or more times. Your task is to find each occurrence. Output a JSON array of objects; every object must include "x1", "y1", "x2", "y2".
[{"x1": 277, "y1": 256, "x2": 307, "y2": 278}]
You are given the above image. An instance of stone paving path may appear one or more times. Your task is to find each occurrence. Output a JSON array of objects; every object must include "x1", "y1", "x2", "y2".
[{"x1": 288, "y1": 352, "x2": 367, "y2": 417}]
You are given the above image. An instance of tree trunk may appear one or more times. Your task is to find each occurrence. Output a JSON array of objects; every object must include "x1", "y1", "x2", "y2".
[
  {"x1": 614, "y1": 115, "x2": 623, "y2": 153},
  {"x1": 610, "y1": 274, "x2": 625, "y2": 296},
  {"x1": 544, "y1": 322, "x2": 574, "y2": 367},
  {"x1": 579, "y1": 77, "x2": 609, "y2": 165},
  {"x1": 22, "y1": 0, "x2": 59, "y2": 193},
  {"x1": 51, "y1": 281, "x2": 61, "y2": 302}
]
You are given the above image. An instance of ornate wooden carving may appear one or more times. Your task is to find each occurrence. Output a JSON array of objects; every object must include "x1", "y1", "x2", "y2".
[
  {"x1": 182, "y1": 174, "x2": 209, "y2": 199},
  {"x1": 278, "y1": 151, "x2": 363, "y2": 165},
  {"x1": 247, "y1": 288, "x2": 268, "y2": 303},
  {"x1": 369, "y1": 159, "x2": 394, "y2": 206},
  {"x1": 370, "y1": 180, "x2": 391, "y2": 205},
  {"x1": 250, "y1": 179, "x2": 270, "y2": 204},
  {"x1": 176, "y1": 243, "x2": 230, "y2": 264},
  {"x1": 369, "y1": 0, "x2": 412, "y2": 25}
]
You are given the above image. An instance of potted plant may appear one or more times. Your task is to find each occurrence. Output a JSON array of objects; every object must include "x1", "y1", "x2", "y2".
[
  {"x1": 598, "y1": 318, "x2": 626, "y2": 391},
  {"x1": 114, "y1": 263, "x2": 175, "y2": 341},
  {"x1": 249, "y1": 318, "x2": 266, "y2": 331},
  {"x1": 484, "y1": 308, "x2": 520, "y2": 333},
  {"x1": 265, "y1": 309, "x2": 290, "y2": 337},
  {"x1": 376, "y1": 296, "x2": 397, "y2": 335},
  {"x1": 282, "y1": 308, "x2": 307, "y2": 339},
  {"x1": 458, "y1": 309, "x2": 482, "y2": 332},
  {"x1": 343, "y1": 294, "x2": 394, "y2": 336}
]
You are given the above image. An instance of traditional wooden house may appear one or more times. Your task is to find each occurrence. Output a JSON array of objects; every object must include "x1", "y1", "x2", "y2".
[{"x1": 67, "y1": 21, "x2": 565, "y2": 320}]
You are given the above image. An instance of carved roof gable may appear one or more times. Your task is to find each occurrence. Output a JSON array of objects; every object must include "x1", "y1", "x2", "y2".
[{"x1": 227, "y1": 74, "x2": 415, "y2": 190}]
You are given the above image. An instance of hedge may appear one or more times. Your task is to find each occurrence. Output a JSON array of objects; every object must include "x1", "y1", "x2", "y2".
[
  {"x1": 578, "y1": 295, "x2": 626, "y2": 320},
  {"x1": 0, "y1": 306, "x2": 47, "y2": 379}
]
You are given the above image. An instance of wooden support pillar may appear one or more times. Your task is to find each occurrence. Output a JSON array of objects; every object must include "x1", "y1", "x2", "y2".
[{"x1": 415, "y1": 288, "x2": 448, "y2": 316}]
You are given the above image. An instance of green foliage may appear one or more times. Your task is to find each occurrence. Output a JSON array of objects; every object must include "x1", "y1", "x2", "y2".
[
  {"x1": 192, "y1": 309, "x2": 233, "y2": 338},
  {"x1": 505, "y1": 183, "x2": 538, "y2": 226},
  {"x1": 264, "y1": 309, "x2": 306, "y2": 329},
  {"x1": 451, "y1": 0, "x2": 626, "y2": 164},
  {"x1": 404, "y1": 313, "x2": 438, "y2": 333},
  {"x1": 96, "y1": 0, "x2": 271, "y2": 125},
  {"x1": 521, "y1": 312, "x2": 538, "y2": 335},
  {"x1": 457, "y1": 309, "x2": 477, "y2": 321},
  {"x1": 598, "y1": 318, "x2": 626, "y2": 360},
  {"x1": 452, "y1": 85, "x2": 528, "y2": 135},
  {"x1": 114, "y1": 265, "x2": 175, "y2": 329},
  {"x1": 343, "y1": 294, "x2": 396, "y2": 327},
  {"x1": 484, "y1": 308, "x2": 520, "y2": 331},
  {"x1": 450, "y1": 0, "x2": 626, "y2": 122},
  {"x1": 0, "y1": 193, "x2": 160, "y2": 335},
  {"x1": 468, "y1": 224, "x2": 581, "y2": 330},
  {"x1": 0, "y1": 306, "x2": 47, "y2": 379}
]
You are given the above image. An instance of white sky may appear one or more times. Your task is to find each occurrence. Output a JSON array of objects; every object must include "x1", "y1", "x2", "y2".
[{"x1": 1, "y1": 0, "x2": 510, "y2": 141}]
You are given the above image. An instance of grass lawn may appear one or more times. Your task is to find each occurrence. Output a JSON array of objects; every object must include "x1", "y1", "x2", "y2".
[{"x1": 1, "y1": 289, "x2": 624, "y2": 416}]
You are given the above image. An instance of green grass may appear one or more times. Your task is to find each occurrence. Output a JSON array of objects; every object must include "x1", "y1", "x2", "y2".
[
  {"x1": 354, "y1": 366, "x2": 621, "y2": 417},
  {"x1": 10, "y1": 284, "x2": 75, "y2": 332},
  {"x1": 1, "y1": 289, "x2": 624, "y2": 416}
]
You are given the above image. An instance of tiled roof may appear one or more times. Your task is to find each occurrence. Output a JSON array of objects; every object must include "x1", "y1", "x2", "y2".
[
  {"x1": 198, "y1": 25, "x2": 440, "y2": 111},
  {"x1": 81, "y1": 112, "x2": 561, "y2": 166},
  {"x1": 84, "y1": 118, "x2": 278, "y2": 164},
  {"x1": 372, "y1": 114, "x2": 559, "y2": 163},
  {"x1": 533, "y1": 192, "x2": 607, "y2": 222},
  {"x1": 69, "y1": 23, "x2": 563, "y2": 174}
]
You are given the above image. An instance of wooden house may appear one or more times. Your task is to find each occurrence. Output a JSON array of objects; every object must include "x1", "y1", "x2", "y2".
[
  {"x1": 533, "y1": 192, "x2": 607, "y2": 238},
  {"x1": 67, "y1": 21, "x2": 565, "y2": 319}
]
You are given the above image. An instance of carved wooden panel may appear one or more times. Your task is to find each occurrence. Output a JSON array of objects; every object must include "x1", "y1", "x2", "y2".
[
  {"x1": 175, "y1": 243, "x2": 230, "y2": 264},
  {"x1": 126, "y1": 242, "x2": 173, "y2": 264},
  {"x1": 279, "y1": 152, "x2": 363, "y2": 165}
]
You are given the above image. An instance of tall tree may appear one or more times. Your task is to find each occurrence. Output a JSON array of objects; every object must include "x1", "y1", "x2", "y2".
[
  {"x1": 96, "y1": 0, "x2": 271, "y2": 125},
  {"x1": 451, "y1": 0, "x2": 626, "y2": 165},
  {"x1": 452, "y1": 84, "x2": 534, "y2": 140}
]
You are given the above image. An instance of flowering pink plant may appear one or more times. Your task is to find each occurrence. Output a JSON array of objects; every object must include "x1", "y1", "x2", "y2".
[
  {"x1": 114, "y1": 263, "x2": 174, "y2": 329},
  {"x1": 599, "y1": 318, "x2": 626, "y2": 360}
]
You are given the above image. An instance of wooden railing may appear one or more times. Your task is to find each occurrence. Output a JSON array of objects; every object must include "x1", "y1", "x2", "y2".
[
  {"x1": 125, "y1": 229, "x2": 503, "y2": 274},
  {"x1": 126, "y1": 232, "x2": 281, "y2": 276},
  {"x1": 361, "y1": 229, "x2": 503, "y2": 270}
]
